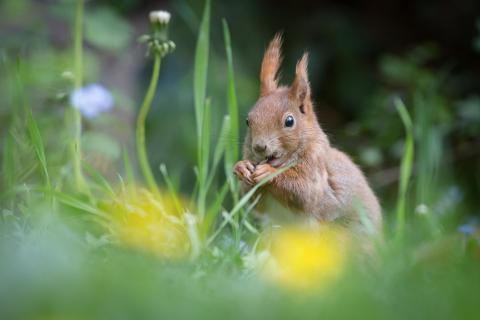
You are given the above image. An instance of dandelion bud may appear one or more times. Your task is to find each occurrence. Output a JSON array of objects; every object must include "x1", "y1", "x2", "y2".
[
  {"x1": 141, "y1": 10, "x2": 175, "y2": 57},
  {"x1": 149, "y1": 10, "x2": 171, "y2": 25}
]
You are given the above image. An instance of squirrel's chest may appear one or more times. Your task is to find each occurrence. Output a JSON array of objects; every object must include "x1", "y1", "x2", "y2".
[{"x1": 254, "y1": 193, "x2": 305, "y2": 224}]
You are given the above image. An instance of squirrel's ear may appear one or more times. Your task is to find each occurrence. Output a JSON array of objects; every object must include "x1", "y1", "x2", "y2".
[
  {"x1": 260, "y1": 33, "x2": 283, "y2": 97},
  {"x1": 289, "y1": 53, "x2": 310, "y2": 104}
]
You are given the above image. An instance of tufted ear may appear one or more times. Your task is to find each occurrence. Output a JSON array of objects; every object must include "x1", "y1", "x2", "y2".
[
  {"x1": 260, "y1": 33, "x2": 283, "y2": 97},
  {"x1": 289, "y1": 53, "x2": 310, "y2": 106}
]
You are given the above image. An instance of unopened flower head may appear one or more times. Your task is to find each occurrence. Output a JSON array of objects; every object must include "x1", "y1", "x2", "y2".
[
  {"x1": 140, "y1": 10, "x2": 175, "y2": 57},
  {"x1": 70, "y1": 83, "x2": 114, "y2": 119},
  {"x1": 149, "y1": 10, "x2": 171, "y2": 25}
]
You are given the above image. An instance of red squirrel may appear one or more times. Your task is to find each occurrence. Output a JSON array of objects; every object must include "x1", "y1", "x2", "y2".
[{"x1": 233, "y1": 34, "x2": 382, "y2": 232}]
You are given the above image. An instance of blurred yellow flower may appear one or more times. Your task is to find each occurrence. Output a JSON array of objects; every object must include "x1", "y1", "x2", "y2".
[
  {"x1": 103, "y1": 188, "x2": 191, "y2": 259},
  {"x1": 259, "y1": 225, "x2": 349, "y2": 290}
]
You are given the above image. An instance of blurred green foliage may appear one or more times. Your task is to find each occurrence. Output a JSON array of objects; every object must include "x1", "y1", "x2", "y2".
[
  {"x1": 0, "y1": 213, "x2": 479, "y2": 320},
  {"x1": 85, "y1": 6, "x2": 134, "y2": 52}
]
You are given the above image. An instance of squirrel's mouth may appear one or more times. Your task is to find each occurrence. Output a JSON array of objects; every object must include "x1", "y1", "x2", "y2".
[{"x1": 266, "y1": 154, "x2": 283, "y2": 168}]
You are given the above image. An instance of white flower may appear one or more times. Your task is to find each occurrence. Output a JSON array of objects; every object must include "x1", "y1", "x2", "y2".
[
  {"x1": 149, "y1": 10, "x2": 171, "y2": 24},
  {"x1": 415, "y1": 203, "x2": 429, "y2": 215},
  {"x1": 70, "y1": 84, "x2": 114, "y2": 119}
]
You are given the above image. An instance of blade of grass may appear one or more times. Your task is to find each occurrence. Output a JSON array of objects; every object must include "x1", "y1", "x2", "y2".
[
  {"x1": 159, "y1": 163, "x2": 184, "y2": 214},
  {"x1": 197, "y1": 98, "x2": 212, "y2": 217},
  {"x1": 82, "y1": 161, "x2": 115, "y2": 198},
  {"x1": 243, "y1": 218, "x2": 259, "y2": 235},
  {"x1": 222, "y1": 20, "x2": 243, "y2": 246},
  {"x1": 1, "y1": 133, "x2": 17, "y2": 209},
  {"x1": 203, "y1": 181, "x2": 229, "y2": 236},
  {"x1": 205, "y1": 115, "x2": 229, "y2": 192},
  {"x1": 394, "y1": 97, "x2": 414, "y2": 240},
  {"x1": 51, "y1": 190, "x2": 109, "y2": 219},
  {"x1": 122, "y1": 147, "x2": 135, "y2": 187},
  {"x1": 193, "y1": 0, "x2": 210, "y2": 138},
  {"x1": 2, "y1": 133, "x2": 16, "y2": 194},
  {"x1": 70, "y1": 0, "x2": 87, "y2": 192},
  {"x1": 234, "y1": 194, "x2": 262, "y2": 239},
  {"x1": 193, "y1": 0, "x2": 211, "y2": 219},
  {"x1": 201, "y1": 98, "x2": 212, "y2": 183},
  {"x1": 413, "y1": 90, "x2": 442, "y2": 237},
  {"x1": 172, "y1": 0, "x2": 200, "y2": 34},
  {"x1": 207, "y1": 164, "x2": 292, "y2": 245},
  {"x1": 222, "y1": 19, "x2": 239, "y2": 178},
  {"x1": 24, "y1": 102, "x2": 51, "y2": 192}
]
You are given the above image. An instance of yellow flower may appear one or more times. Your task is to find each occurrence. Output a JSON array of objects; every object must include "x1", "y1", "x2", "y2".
[
  {"x1": 259, "y1": 224, "x2": 349, "y2": 290},
  {"x1": 103, "y1": 188, "x2": 191, "y2": 259}
]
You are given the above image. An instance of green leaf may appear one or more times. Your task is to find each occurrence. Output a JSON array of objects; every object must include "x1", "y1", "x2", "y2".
[
  {"x1": 53, "y1": 191, "x2": 108, "y2": 219},
  {"x1": 193, "y1": 0, "x2": 212, "y2": 219},
  {"x1": 197, "y1": 98, "x2": 212, "y2": 217},
  {"x1": 193, "y1": 0, "x2": 210, "y2": 137},
  {"x1": 82, "y1": 160, "x2": 115, "y2": 198},
  {"x1": 207, "y1": 164, "x2": 293, "y2": 245},
  {"x1": 203, "y1": 181, "x2": 229, "y2": 235},
  {"x1": 205, "y1": 115, "x2": 229, "y2": 192},
  {"x1": 394, "y1": 97, "x2": 414, "y2": 240},
  {"x1": 159, "y1": 164, "x2": 184, "y2": 214},
  {"x1": 25, "y1": 104, "x2": 51, "y2": 191},
  {"x1": 2, "y1": 132, "x2": 16, "y2": 194},
  {"x1": 222, "y1": 19, "x2": 239, "y2": 169},
  {"x1": 122, "y1": 147, "x2": 135, "y2": 186},
  {"x1": 200, "y1": 98, "x2": 212, "y2": 184}
]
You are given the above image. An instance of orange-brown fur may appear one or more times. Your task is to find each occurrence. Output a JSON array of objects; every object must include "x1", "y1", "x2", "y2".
[{"x1": 233, "y1": 34, "x2": 382, "y2": 232}]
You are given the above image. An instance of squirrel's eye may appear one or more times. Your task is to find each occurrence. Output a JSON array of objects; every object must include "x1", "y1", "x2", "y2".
[
  {"x1": 246, "y1": 118, "x2": 250, "y2": 127},
  {"x1": 284, "y1": 115, "x2": 295, "y2": 128}
]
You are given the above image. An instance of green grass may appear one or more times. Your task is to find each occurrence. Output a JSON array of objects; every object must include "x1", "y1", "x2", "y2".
[
  {"x1": 394, "y1": 97, "x2": 414, "y2": 240},
  {"x1": 0, "y1": 0, "x2": 479, "y2": 319},
  {"x1": 194, "y1": 0, "x2": 211, "y2": 219}
]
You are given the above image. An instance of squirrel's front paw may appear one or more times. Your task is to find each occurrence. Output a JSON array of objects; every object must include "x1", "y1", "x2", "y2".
[
  {"x1": 233, "y1": 160, "x2": 255, "y2": 185},
  {"x1": 252, "y1": 163, "x2": 277, "y2": 184}
]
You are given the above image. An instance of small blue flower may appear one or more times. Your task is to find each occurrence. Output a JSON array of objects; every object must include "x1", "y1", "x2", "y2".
[
  {"x1": 70, "y1": 84, "x2": 114, "y2": 119},
  {"x1": 458, "y1": 224, "x2": 476, "y2": 236}
]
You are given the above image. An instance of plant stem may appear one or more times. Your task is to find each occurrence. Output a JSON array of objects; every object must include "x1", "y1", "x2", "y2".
[
  {"x1": 74, "y1": 0, "x2": 83, "y2": 90},
  {"x1": 71, "y1": 0, "x2": 87, "y2": 192},
  {"x1": 136, "y1": 53, "x2": 161, "y2": 195}
]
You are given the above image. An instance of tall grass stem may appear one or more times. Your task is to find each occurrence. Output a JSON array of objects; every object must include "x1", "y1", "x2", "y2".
[
  {"x1": 394, "y1": 97, "x2": 414, "y2": 240},
  {"x1": 193, "y1": 0, "x2": 211, "y2": 219},
  {"x1": 70, "y1": 0, "x2": 87, "y2": 192}
]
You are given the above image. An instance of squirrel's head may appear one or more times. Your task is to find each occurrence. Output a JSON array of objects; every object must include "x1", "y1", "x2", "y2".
[{"x1": 246, "y1": 34, "x2": 319, "y2": 167}]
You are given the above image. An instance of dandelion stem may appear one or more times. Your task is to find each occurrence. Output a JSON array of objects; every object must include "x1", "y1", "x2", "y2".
[
  {"x1": 136, "y1": 53, "x2": 161, "y2": 195},
  {"x1": 70, "y1": 0, "x2": 87, "y2": 192}
]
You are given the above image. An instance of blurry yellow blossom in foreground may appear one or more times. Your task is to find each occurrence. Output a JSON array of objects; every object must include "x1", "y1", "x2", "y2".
[
  {"x1": 103, "y1": 188, "x2": 190, "y2": 258},
  {"x1": 259, "y1": 225, "x2": 349, "y2": 290}
]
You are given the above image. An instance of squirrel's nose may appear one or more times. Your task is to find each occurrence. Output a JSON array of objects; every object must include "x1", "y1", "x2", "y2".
[{"x1": 253, "y1": 143, "x2": 267, "y2": 154}]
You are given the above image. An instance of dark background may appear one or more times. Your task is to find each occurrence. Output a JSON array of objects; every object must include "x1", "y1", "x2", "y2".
[{"x1": 1, "y1": 0, "x2": 479, "y2": 215}]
